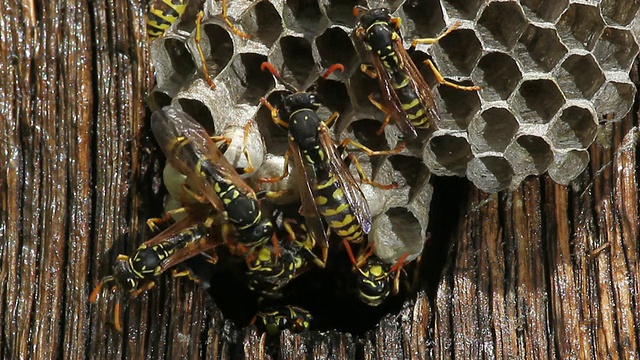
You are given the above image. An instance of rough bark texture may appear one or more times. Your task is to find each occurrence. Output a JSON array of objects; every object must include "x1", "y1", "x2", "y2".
[{"x1": 1, "y1": 0, "x2": 638, "y2": 359}]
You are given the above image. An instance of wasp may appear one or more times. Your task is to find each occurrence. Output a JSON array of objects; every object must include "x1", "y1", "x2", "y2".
[
  {"x1": 90, "y1": 206, "x2": 222, "y2": 331},
  {"x1": 147, "y1": 0, "x2": 249, "y2": 88},
  {"x1": 151, "y1": 106, "x2": 275, "y2": 256},
  {"x1": 350, "y1": 250, "x2": 413, "y2": 306},
  {"x1": 246, "y1": 218, "x2": 325, "y2": 299},
  {"x1": 259, "y1": 62, "x2": 404, "y2": 269},
  {"x1": 354, "y1": 7, "x2": 481, "y2": 140},
  {"x1": 252, "y1": 305, "x2": 313, "y2": 336}
]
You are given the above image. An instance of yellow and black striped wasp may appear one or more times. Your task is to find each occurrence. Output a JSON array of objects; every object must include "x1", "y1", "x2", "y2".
[
  {"x1": 252, "y1": 305, "x2": 313, "y2": 336},
  {"x1": 354, "y1": 7, "x2": 480, "y2": 140},
  {"x1": 90, "y1": 206, "x2": 223, "y2": 331},
  {"x1": 258, "y1": 62, "x2": 404, "y2": 269},
  {"x1": 246, "y1": 218, "x2": 325, "y2": 299},
  {"x1": 350, "y1": 247, "x2": 415, "y2": 306},
  {"x1": 150, "y1": 105, "x2": 276, "y2": 256},
  {"x1": 147, "y1": 0, "x2": 249, "y2": 88}
]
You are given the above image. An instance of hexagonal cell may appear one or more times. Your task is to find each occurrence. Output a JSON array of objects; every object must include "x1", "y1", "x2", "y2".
[
  {"x1": 240, "y1": 0, "x2": 283, "y2": 47},
  {"x1": 347, "y1": 67, "x2": 383, "y2": 114},
  {"x1": 316, "y1": 79, "x2": 352, "y2": 120},
  {"x1": 279, "y1": 35, "x2": 317, "y2": 87},
  {"x1": 556, "y1": 4, "x2": 604, "y2": 51},
  {"x1": 593, "y1": 27, "x2": 640, "y2": 72},
  {"x1": 315, "y1": 27, "x2": 359, "y2": 71},
  {"x1": 554, "y1": 54, "x2": 605, "y2": 100},
  {"x1": 194, "y1": 22, "x2": 234, "y2": 77},
  {"x1": 600, "y1": 0, "x2": 640, "y2": 26},
  {"x1": 387, "y1": 155, "x2": 430, "y2": 202},
  {"x1": 476, "y1": 1, "x2": 528, "y2": 51},
  {"x1": 440, "y1": 0, "x2": 483, "y2": 20},
  {"x1": 548, "y1": 149, "x2": 590, "y2": 185},
  {"x1": 323, "y1": 0, "x2": 359, "y2": 27},
  {"x1": 435, "y1": 80, "x2": 482, "y2": 130},
  {"x1": 283, "y1": 0, "x2": 326, "y2": 34},
  {"x1": 177, "y1": 98, "x2": 216, "y2": 134},
  {"x1": 431, "y1": 27, "x2": 483, "y2": 76},
  {"x1": 514, "y1": 24, "x2": 567, "y2": 73},
  {"x1": 468, "y1": 108, "x2": 519, "y2": 154},
  {"x1": 225, "y1": 53, "x2": 275, "y2": 104},
  {"x1": 592, "y1": 80, "x2": 636, "y2": 122},
  {"x1": 520, "y1": 0, "x2": 568, "y2": 23},
  {"x1": 471, "y1": 51, "x2": 523, "y2": 101},
  {"x1": 370, "y1": 207, "x2": 425, "y2": 264},
  {"x1": 504, "y1": 135, "x2": 553, "y2": 177},
  {"x1": 423, "y1": 133, "x2": 472, "y2": 176},
  {"x1": 548, "y1": 105, "x2": 597, "y2": 150},
  {"x1": 401, "y1": 0, "x2": 446, "y2": 39},
  {"x1": 510, "y1": 79, "x2": 565, "y2": 125},
  {"x1": 466, "y1": 156, "x2": 514, "y2": 193},
  {"x1": 164, "y1": 38, "x2": 197, "y2": 78}
]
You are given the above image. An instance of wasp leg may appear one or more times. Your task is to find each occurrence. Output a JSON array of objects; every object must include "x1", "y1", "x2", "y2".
[
  {"x1": 146, "y1": 207, "x2": 188, "y2": 232},
  {"x1": 283, "y1": 219, "x2": 326, "y2": 268},
  {"x1": 195, "y1": 11, "x2": 216, "y2": 89},
  {"x1": 257, "y1": 150, "x2": 290, "y2": 186},
  {"x1": 323, "y1": 111, "x2": 339, "y2": 128},
  {"x1": 171, "y1": 268, "x2": 202, "y2": 283},
  {"x1": 345, "y1": 153, "x2": 398, "y2": 189},
  {"x1": 130, "y1": 280, "x2": 157, "y2": 298},
  {"x1": 239, "y1": 120, "x2": 255, "y2": 174},
  {"x1": 410, "y1": 21, "x2": 461, "y2": 48},
  {"x1": 220, "y1": 0, "x2": 249, "y2": 39},
  {"x1": 260, "y1": 97, "x2": 289, "y2": 128},
  {"x1": 389, "y1": 252, "x2": 409, "y2": 295},
  {"x1": 423, "y1": 59, "x2": 481, "y2": 92},
  {"x1": 360, "y1": 64, "x2": 378, "y2": 79},
  {"x1": 367, "y1": 94, "x2": 393, "y2": 135},
  {"x1": 339, "y1": 137, "x2": 405, "y2": 157}
]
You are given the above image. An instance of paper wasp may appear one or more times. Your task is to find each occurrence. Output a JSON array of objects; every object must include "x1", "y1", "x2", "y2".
[
  {"x1": 354, "y1": 7, "x2": 480, "y2": 140},
  {"x1": 90, "y1": 206, "x2": 222, "y2": 331},
  {"x1": 352, "y1": 250, "x2": 413, "y2": 306},
  {"x1": 246, "y1": 218, "x2": 325, "y2": 299},
  {"x1": 151, "y1": 106, "x2": 275, "y2": 255},
  {"x1": 252, "y1": 305, "x2": 313, "y2": 336},
  {"x1": 147, "y1": 0, "x2": 249, "y2": 88},
  {"x1": 258, "y1": 62, "x2": 404, "y2": 269}
]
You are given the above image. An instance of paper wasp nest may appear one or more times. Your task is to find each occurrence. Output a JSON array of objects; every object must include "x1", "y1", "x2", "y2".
[{"x1": 148, "y1": 0, "x2": 639, "y2": 264}]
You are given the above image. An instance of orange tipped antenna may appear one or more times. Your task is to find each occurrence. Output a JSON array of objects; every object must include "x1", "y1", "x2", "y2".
[
  {"x1": 352, "y1": 5, "x2": 368, "y2": 17},
  {"x1": 321, "y1": 64, "x2": 345, "y2": 79},
  {"x1": 89, "y1": 276, "x2": 114, "y2": 303},
  {"x1": 260, "y1": 62, "x2": 298, "y2": 93}
]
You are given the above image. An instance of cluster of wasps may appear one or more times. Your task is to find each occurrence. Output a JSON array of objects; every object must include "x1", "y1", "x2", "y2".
[{"x1": 90, "y1": 0, "x2": 480, "y2": 336}]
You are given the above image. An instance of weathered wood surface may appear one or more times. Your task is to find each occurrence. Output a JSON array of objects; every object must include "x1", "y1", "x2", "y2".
[{"x1": 1, "y1": 0, "x2": 638, "y2": 358}]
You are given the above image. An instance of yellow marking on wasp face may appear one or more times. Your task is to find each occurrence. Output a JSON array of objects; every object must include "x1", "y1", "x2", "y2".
[
  {"x1": 320, "y1": 203, "x2": 350, "y2": 217},
  {"x1": 370, "y1": 265, "x2": 385, "y2": 277},
  {"x1": 315, "y1": 196, "x2": 328, "y2": 205}
]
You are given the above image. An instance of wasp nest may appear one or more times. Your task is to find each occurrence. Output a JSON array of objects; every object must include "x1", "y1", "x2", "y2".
[{"x1": 148, "y1": 0, "x2": 639, "y2": 267}]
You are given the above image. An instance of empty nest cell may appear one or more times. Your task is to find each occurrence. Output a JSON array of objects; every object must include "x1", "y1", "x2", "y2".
[
  {"x1": 241, "y1": 0, "x2": 283, "y2": 47},
  {"x1": 468, "y1": 108, "x2": 519, "y2": 154},
  {"x1": 466, "y1": 156, "x2": 514, "y2": 193},
  {"x1": 548, "y1": 105, "x2": 597, "y2": 150},
  {"x1": 510, "y1": 79, "x2": 565, "y2": 125},
  {"x1": 472, "y1": 51, "x2": 523, "y2": 102},
  {"x1": 440, "y1": 0, "x2": 483, "y2": 20},
  {"x1": 476, "y1": 1, "x2": 528, "y2": 51},
  {"x1": 593, "y1": 27, "x2": 639, "y2": 72},
  {"x1": 514, "y1": 24, "x2": 567, "y2": 73},
  {"x1": 520, "y1": 0, "x2": 568, "y2": 23},
  {"x1": 554, "y1": 53, "x2": 605, "y2": 100},
  {"x1": 556, "y1": 3, "x2": 605, "y2": 51}
]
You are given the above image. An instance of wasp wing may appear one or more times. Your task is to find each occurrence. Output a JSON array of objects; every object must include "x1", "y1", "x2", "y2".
[
  {"x1": 317, "y1": 124, "x2": 372, "y2": 234},
  {"x1": 393, "y1": 35, "x2": 440, "y2": 125},
  {"x1": 289, "y1": 138, "x2": 329, "y2": 248},
  {"x1": 151, "y1": 106, "x2": 257, "y2": 213}
]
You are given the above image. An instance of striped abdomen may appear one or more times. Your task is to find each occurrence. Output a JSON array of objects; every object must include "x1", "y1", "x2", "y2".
[
  {"x1": 147, "y1": 0, "x2": 189, "y2": 41},
  {"x1": 312, "y1": 170, "x2": 365, "y2": 245}
]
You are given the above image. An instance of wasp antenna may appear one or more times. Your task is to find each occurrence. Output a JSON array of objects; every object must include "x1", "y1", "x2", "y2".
[
  {"x1": 261, "y1": 62, "x2": 298, "y2": 92},
  {"x1": 352, "y1": 5, "x2": 368, "y2": 17},
  {"x1": 321, "y1": 64, "x2": 345, "y2": 79},
  {"x1": 389, "y1": 252, "x2": 409, "y2": 273},
  {"x1": 89, "y1": 276, "x2": 114, "y2": 303}
]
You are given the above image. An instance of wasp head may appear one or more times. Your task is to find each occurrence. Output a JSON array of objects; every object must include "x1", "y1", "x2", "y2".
[
  {"x1": 283, "y1": 92, "x2": 321, "y2": 114},
  {"x1": 358, "y1": 8, "x2": 392, "y2": 30},
  {"x1": 111, "y1": 258, "x2": 140, "y2": 293}
]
